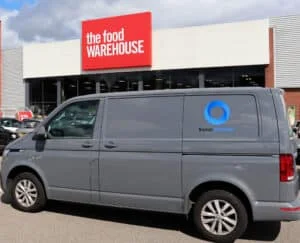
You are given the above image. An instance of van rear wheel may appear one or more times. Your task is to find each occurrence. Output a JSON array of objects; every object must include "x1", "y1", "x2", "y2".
[
  {"x1": 10, "y1": 172, "x2": 46, "y2": 212},
  {"x1": 193, "y1": 190, "x2": 248, "y2": 243}
]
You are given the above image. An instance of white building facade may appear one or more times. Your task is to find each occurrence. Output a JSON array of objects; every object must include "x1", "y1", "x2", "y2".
[{"x1": 1, "y1": 13, "x2": 300, "y2": 120}]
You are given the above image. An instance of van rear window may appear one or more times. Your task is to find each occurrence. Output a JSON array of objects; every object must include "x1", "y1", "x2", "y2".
[{"x1": 280, "y1": 93, "x2": 294, "y2": 138}]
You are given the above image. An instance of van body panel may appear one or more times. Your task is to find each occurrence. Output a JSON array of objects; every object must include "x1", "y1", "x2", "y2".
[
  {"x1": 3, "y1": 147, "x2": 99, "y2": 204},
  {"x1": 98, "y1": 192, "x2": 183, "y2": 214},
  {"x1": 182, "y1": 155, "x2": 279, "y2": 204},
  {"x1": 182, "y1": 91, "x2": 280, "y2": 203},
  {"x1": 1, "y1": 98, "x2": 103, "y2": 204},
  {"x1": 99, "y1": 152, "x2": 182, "y2": 198},
  {"x1": 0, "y1": 150, "x2": 50, "y2": 195},
  {"x1": 183, "y1": 141, "x2": 278, "y2": 155},
  {"x1": 98, "y1": 96, "x2": 183, "y2": 210},
  {"x1": 271, "y1": 89, "x2": 299, "y2": 202},
  {"x1": 252, "y1": 192, "x2": 300, "y2": 221}
]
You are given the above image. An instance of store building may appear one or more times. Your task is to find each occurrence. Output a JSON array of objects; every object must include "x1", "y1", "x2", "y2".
[{"x1": 1, "y1": 13, "x2": 300, "y2": 121}]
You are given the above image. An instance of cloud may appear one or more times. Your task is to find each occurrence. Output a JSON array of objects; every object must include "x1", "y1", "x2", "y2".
[
  {"x1": 2, "y1": 0, "x2": 300, "y2": 48},
  {"x1": 0, "y1": 8, "x2": 22, "y2": 49}
]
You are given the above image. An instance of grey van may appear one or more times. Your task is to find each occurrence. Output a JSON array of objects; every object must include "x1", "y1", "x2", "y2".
[{"x1": 1, "y1": 87, "x2": 300, "y2": 242}]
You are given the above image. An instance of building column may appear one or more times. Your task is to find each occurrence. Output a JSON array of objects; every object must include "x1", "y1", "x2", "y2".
[
  {"x1": 138, "y1": 73, "x2": 144, "y2": 91},
  {"x1": 96, "y1": 80, "x2": 101, "y2": 93},
  {"x1": 198, "y1": 73, "x2": 205, "y2": 88},
  {"x1": 137, "y1": 80, "x2": 143, "y2": 91},
  {"x1": 95, "y1": 75, "x2": 101, "y2": 93},
  {"x1": 57, "y1": 79, "x2": 62, "y2": 105},
  {"x1": 25, "y1": 80, "x2": 30, "y2": 108},
  {"x1": 265, "y1": 28, "x2": 275, "y2": 88}
]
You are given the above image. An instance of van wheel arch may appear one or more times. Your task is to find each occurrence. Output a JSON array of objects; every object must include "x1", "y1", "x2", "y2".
[
  {"x1": 188, "y1": 181, "x2": 253, "y2": 222},
  {"x1": 7, "y1": 166, "x2": 47, "y2": 199}
]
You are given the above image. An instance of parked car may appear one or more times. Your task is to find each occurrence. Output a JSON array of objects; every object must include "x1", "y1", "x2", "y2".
[
  {"x1": 0, "y1": 126, "x2": 18, "y2": 153},
  {"x1": 1, "y1": 87, "x2": 300, "y2": 243},
  {"x1": 0, "y1": 118, "x2": 21, "y2": 133},
  {"x1": 16, "y1": 119, "x2": 41, "y2": 137}
]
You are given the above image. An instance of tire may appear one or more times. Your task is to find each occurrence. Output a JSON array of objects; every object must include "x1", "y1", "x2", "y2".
[
  {"x1": 10, "y1": 172, "x2": 46, "y2": 212},
  {"x1": 193, "y1": 190, "x2": 248, "y2": 243}
]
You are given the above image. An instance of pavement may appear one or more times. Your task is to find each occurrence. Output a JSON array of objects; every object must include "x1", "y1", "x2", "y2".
[{"x1": 0, "y1": 164, "x2": 300, "y2": 243}]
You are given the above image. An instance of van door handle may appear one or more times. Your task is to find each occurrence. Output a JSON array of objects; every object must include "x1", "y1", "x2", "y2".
[
  {"x1": 82, "y1": 142, "x2": 93, "y2": 148},
  {"x1": 104, "y1": 142, "x2": 117, "y2": 149}
]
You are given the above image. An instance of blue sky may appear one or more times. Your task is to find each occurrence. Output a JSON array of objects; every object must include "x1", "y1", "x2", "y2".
[
  {"x1": 1, "y1": 0, "x2": 300, "y2": 49},
  {"x1": 0, "y1": 0, "x2": 36, "y2": 10}
]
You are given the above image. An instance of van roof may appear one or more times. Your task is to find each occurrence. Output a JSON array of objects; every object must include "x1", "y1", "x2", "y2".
[{"x1": 69, "y1": 87, "x2": 280, "y2": 101}]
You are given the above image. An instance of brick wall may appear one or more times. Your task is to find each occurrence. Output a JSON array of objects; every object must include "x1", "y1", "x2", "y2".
[
  {"x1": 265, "y1": 26, "x2": 300, "y2": 121},
  {"x1": 265, "y1": 28, "x2": 274, "y2": 88}
]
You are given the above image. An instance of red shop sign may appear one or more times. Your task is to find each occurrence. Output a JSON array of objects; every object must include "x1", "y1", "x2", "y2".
[
  {"x1": 82, "y1": 12, "x2": 152, "y2": 71},
  {"x1": 16, "y1": 111, "x2": 33, "y2": 121}
]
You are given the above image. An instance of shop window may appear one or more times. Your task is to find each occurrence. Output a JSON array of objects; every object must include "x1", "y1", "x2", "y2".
[
  {"x1": 204, "y1": 68, "x2": 234, "y2": 88},
  {"x1": 29, "y1": 79, "x2": 57, "y2": 118},
  {"x1": 111, "y1": 76, "x2": 129, "y2": 92},
  {"x1": 142, "y1": 71, "x2": 171, "y2": 90},
  {"x1": 142, "y1": 72, "x2": 156, "y2": 90},
  {"x1": 62, "y1": 78, "x2": 78, "y2": 101},
  {"x1": 79, "y1": 77, "x2": 96, "y2": 96},
  {"x1": 100, "y1": 80, "x2": 109, "y2": 93},
  {"x1": 234, "y1": 66, "x2": 265, "y2": 87},
  {"x1": 101, "y1": 73, "x2": 140, "y2": 93},
  {"x1": 168, "y1": 70, "x2": 199, "y2": 89}
]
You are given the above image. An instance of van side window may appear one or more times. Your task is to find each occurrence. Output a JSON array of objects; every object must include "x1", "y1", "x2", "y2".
[
  {"x1": 46, "y1": 100, "x2": 99, "y2": 139},
  {"x1": 104, "y1": 96, "x2": 182, "y2": 140},
  {"x1": 184, "y1": 95, "x2": 259, "y2": 140}
]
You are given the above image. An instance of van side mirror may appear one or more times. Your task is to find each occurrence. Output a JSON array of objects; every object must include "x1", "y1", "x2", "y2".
[{"x1": 32, "y1": 125, "x2": 47, "y2": 140}]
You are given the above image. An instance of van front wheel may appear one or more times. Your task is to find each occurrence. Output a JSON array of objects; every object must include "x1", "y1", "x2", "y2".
[
  {"x1": 10, "y1": 172, "x2": 46, "y2": 212},
  {"x1": 193, "y1": 190, "x2": 248, "y2": 243}
]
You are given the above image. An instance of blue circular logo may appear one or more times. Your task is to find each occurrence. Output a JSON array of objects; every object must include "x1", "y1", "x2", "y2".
[{"x1": 204, "y1": 100, "x2": 231, "y2": 126}]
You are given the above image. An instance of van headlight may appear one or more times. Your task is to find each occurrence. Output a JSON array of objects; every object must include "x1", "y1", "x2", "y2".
[
  {"x1": 2, "y1": 149, "x2": 9, "y2": 158},
  {"x1": 11, "y1": 134, "x2": 17, "y2": 139}
]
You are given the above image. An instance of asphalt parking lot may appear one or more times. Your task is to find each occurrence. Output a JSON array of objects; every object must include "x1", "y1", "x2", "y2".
[{"x1": 0, "y1": 166, "x2": 300, "y2": 243}]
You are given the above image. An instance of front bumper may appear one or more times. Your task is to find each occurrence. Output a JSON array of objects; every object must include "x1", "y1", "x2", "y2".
[{"x1": 253, "y1": 192, "x2": 300, "y2": 221}]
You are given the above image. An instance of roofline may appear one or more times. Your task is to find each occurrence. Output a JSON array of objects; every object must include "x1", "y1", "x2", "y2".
[{"x1": 67, "y1": 87, "x2": 275, "y2": 102}]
